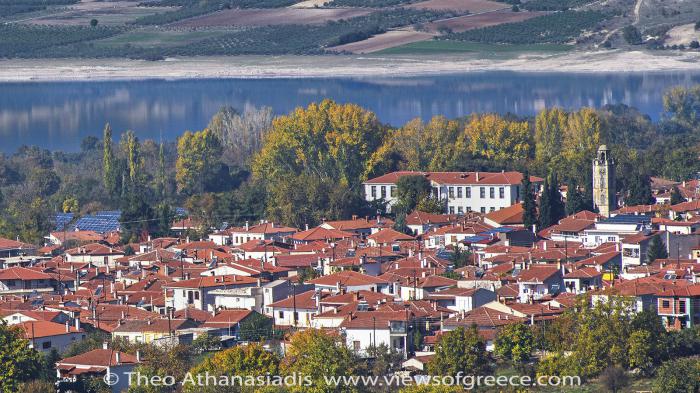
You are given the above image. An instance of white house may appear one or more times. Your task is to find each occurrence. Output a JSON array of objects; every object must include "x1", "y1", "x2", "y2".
[
  {"x1": 18, "y1": 320, "x2": 85, "y2": 353},
  {"x1": 340, "y1": 310, "x2": 412, "y2": 358},
  {"x1": 582, "y1": 215, "x2": 652, "y2": 248},
  {"x1": 363, "y1": 171, "x2": 542, "y2": 214},
  {"x1": 163, "y1": 275, "x2": 262, "y2": 311},
  {"x1": 516, "y1": 265, "x2": 564, "y2": 303},
  {"x1": 426, "y1": 287, "x2": 496, "y2": 313}
]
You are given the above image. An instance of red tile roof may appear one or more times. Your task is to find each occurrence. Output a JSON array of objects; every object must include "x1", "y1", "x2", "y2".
[
  {"x1": 367, "y1": 228, "x2": 415, "y2": 244},
  {"x1": 308, "y1": 270, "x2": 388, "y2": 287},
  {"x1": 365, "y1": 171, "x2": 542, "y2": 186},
  {"x1": 164, "y1": 275, "x2": 260, "y2": 289},
  {"x1": 484, "y1": 203, "x2": 524, "y2": 226},
  {"x1": 59, "y1": 349, "x2": 139, "y2": 367},
  {"x1": 0, "y1": 266, "x2": 53, "y2": 281},
  {"x1": 16, "y1": 320, "x2": 83, "y2": 338}
]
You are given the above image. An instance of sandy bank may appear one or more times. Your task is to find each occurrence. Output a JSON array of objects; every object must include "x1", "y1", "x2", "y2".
[{"x1": 1, "y1": 50, "x2": 699, "y2": 82}]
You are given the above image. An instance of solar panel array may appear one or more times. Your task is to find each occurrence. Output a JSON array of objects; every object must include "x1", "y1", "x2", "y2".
[
  {"x1": 72, "y1": 210, "x2": 122, "y2": 233},
  {"x1": 53, "y1": 213, "x2": 75, "y2": 231}
]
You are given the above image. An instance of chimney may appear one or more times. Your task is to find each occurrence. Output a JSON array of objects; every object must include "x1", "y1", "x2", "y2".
[
  {"x1": 65, "y1": 321, "x2": 70, "y2": 332},
  {"x1": 103, "y1": 341, "x2": 109, "y2": 350},
  {"x1": 475, "y1": 172, "x2": 480, "y2": 182},
  {"x1": 115, "y1": 352, "x2": 121, "y2": 365},
  {"x1": 75, "y1": 319, "x2": 81, "y2": 330},
  {"x1": 136, "y1": 350, "x2": 141, "y2": 362},
  {"x1": 245, "y1": 221, "x2": 249, "y2": 231}
]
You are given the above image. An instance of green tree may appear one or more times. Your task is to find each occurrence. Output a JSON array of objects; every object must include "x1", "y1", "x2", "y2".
[
  {"x1": 128, "y1": 344, "x2": 194, "y2": 393},
  {"x1": 0, "y1": 322, "x2": 41, "y2": 393},
  {"x1": 647, "y1": 235, "x2": 668, "y2": 263},
  {"x1": 184, "y1": 343, "x2": 280, "y2": 393},
  {"x1": 670, "y1": 186, "x2": 684, "y2": 205},
  {"x1": 90, "y1": 18, "x2": 98, "y2": 27},
  {"x1": 627, "y1": 330, "x2": 655, "y2": 376},
  {"x1": 622, "y1": 25, "x2": 642, "y2": 45},
  {"x1": 415, "y1": 196, "x2": 444, "y2": 214},
  {"x1": 494, "y1": 323, "x2": 534, "y2": 368},
  {"x1": 28, "y1": 168, "x2": 60, "y2": 197},
  {"x1": 427, "y1": 325, "x2": 490, "y2": 377},
  {"x1": 176, "y1": 129, "x2": 224, "y2": 195},
  {"x1": 626, "y1": 172, "x2": 653, "y2": 205},
  {"x1": 566, "y1": 178, "x2": 588, "y2": 215},
  {"x1": 663, "y1": 85, "x2": 700, "y2": 129},
  {"x1": 102, "y1": 123, "x2": 119, "y2": 197},
  {"x1": 62, "y1": 197, "x2": 79, "y2": 213},
  {"x1": 521, "y1": 170, "x2": 538, "y2": 231},
  {"x1": 191, "y1": 333, "x2": 220, "y2": 353},
  {"x1": 395, "y1": 175, "x2": 432, "y2": 214},
  {"x1": 653, "y1": 357, "x2": 700, "y2": 393},
  {"x1": 538, "y1": 176, "x2": 553, "y2": 228},
  {"x1": 282, "y1": 329, "x2": 361, "y2": 393},
  {"x1": 239, "y1": 312, "x2": 273, "y2": 342}
]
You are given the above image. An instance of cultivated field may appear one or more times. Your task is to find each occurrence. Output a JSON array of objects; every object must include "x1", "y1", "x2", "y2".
[
  {"x1": 328, "y1": 28, "x2": 435, "y2": 53},
  {"x1": 171, "y1": 7, "x2": 373, "y2": 28},
  {"x1": 19, "y1": 0, "x2": 174, "y2": 26},
  {"x1": 93, "y1": 29, "x2": 229, "y2": 48},
  {"x1": 425, "y1": 9, "x2": 546, "y2": 33},
  {"x1": 665, "y1": 23, "x2": 700, "y2": 46},
  {"x1": 407, "y1": 0, "x2": 507, "y2": 13}
]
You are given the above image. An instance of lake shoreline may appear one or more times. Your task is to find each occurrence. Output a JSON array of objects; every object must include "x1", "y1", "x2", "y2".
[{"x1": 2, "y1": 50, "x2": 700, "y2": 82}]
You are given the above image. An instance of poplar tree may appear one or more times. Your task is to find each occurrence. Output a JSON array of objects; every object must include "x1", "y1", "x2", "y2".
[
  {"x1": 102, "y1": 123, "x2": 118, "y2": 196},
  {"x1": 522, "y1": 170, "x2": 538, "y2": 231}
]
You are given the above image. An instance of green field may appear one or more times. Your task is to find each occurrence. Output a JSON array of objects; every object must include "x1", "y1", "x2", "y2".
[{"x1": 376, "y1": 40, "x2": 573, "y2": 55}]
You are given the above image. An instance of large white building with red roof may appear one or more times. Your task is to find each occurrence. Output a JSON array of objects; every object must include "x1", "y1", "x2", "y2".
[{"x1": 363, "y1": 171, "x2": 542, "y2": 215}]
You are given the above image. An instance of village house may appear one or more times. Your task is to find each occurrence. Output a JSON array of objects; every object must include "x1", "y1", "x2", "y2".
[
  {"x1": 210, "y1": 221, "x2": 297, "y2": 246},
  {"x1": 267, "y1": 289, "x2": 323, "y2": 328},
  {"x1": 340, "y1": 310, "x2": 412, "y2": 358},
  {"x1": 363, "y1": 171, "x2": 543, "y2": 215},
  {"x1": 112, "y1": 318, "x2": 198, "y2": 344},
  {"x1": 426, "y1": 286, "x2": 496, "y2": 313},
  {"x1": 65, "y1": 243, "x2": 125, "y2": 267},
  {"x1": 18, "y1": 320, "x2": 85, "y2": 353},
  {"x1": 56, "y1": 344, "x2": 141, "y2": 393},
  {"x1": 517, "y1": 264, "x2": 564, "y2": 303},
  {"x1": 656, "y1": 284, "x2": 700, "y2": 330},
  {"x1": 164, "y1": 275, "x2": 262, "y2": 311},
  {"x1": 0, "y1": 266, "x2": 57, "y2": 294}
]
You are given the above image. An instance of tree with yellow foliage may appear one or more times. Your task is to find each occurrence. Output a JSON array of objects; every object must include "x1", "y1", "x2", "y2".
[
  {"x1": 458, "y1": 114, "x2": 532, "y2": 162},
  {"x1": 282, "y1": 329, "x2": 362, "y2": 393},
  {"x1": 176, "y1": 129, "x2": 223, "y2": 195}
]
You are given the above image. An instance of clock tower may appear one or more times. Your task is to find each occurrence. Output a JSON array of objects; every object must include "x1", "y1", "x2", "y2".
[{"x1": 592, "y1": 145, "x2": 616, "y2": 217}]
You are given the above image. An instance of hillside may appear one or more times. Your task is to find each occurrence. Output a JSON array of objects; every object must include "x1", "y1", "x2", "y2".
[{"x1": 0, "y1": 0, "x2": 699, "y2": 58}]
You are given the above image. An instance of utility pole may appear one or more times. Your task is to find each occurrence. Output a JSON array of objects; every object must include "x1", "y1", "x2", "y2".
[{"x1": 292, "y1": 282, "x2": 297, "y2": 329}]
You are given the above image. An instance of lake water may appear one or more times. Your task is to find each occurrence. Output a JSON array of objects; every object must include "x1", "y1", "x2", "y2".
[{"x1": 2, "y1": 71, "x2": 700, "y2": 153}]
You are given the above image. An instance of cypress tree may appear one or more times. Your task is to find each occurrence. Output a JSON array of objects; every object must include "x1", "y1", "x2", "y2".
[
  {"x1": 627, "y1": 172, "x2": 653, "y2": 206},
  {"x1": 522, "y1": 170, "x2": 538, "y2": 231},
  {"x1": 670, "y1": 186, "x2": 684, "y2": 205},
  {"x1": 647, "y1": 235, "x2": 668, "y2": 263},
  {"x1": 566, "y1": 178, "x2": 585, "y2": 215},
  {"x1": 538, "y1": 176, "x2": 553, "y2": 228},
  {"x1": 102, "y1": 123, "x2": 117, "y2": 196},
  {"x1": 550, "y1": 172, "x2": 566, "y2": 223}
]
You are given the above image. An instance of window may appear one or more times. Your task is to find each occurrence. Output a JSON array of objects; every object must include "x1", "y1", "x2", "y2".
[
  {"x1": 489, "y1": 187, "x2": 495, "y2": 199},
  {"x1": 7, "y1": 280, "x2": 15, "y2": 286},
  {"x1": 194, "y1": 291, "x2": 200, "y2": 300},
  {"x1": 662, "y1": 300, "x2": 670, "y2": 308},
  {"x1": 466, "y1": 187, "x2": 471, "y2": 198},
  {"x1": 390, "y1": 186, "x2": 396, "y2": 197},
  {"x1": 371, "y1": 186, "x2": 377, "y2": 198},
  {"x1": 449, "y1": 206, "x2": 455, "y2": 214},
  {"x1": 490, "y1": 207, "x2": 496, "y2": 212},
  {"x1": 278, "y1": 311, "x2": 283, "y2": 319},
  {"x1": 499, "y1": 187, "x2": 505, "y2": 199},
  {"x1": 42, "y1": 341, "x2": 52, "y2": 349},
  {"x1": 458, "y1": 207, "x2": 463, "y2": 214},
  {"x1": 480, "y1": 187, "x2": 485, "y2": 198},
  {"x1": 466, "y1": 207, "x2": 472, "y2": 212},
  {"x1": 457, "y1": 187, "x2": 463, "y2": 198},
  {"x1": 449, "y1": 187, "x2": 454, "y2": 198},
  {"x1": 480, "y1": 207, "x2": 486, "y2": 213},
  {"x1": 607, "y1": 236, "x2": 616, "y2": 242},
  {"x1": 679, "y1": 301, "x2": 686, "y2": 313},
  {"x1": 353, "y1": 341, "x2": 361, "y2": 352},
  {"x1": 381, "y1": 186, "x2": 386, "y2": 199},
  {"x1": 515, "y1": 185, "x2": 520, "y2": 200}
]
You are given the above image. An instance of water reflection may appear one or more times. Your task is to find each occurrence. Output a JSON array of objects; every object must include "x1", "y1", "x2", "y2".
[{"x1": 1, "y1": 71, "x2": 699, "y2": 153}]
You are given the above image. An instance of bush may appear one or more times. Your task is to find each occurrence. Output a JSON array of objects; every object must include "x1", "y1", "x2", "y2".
[
  {"x1": 653, "y1": 357, "x2": 700, "y2": 393},
  {"x1": 622, "y1": 25, "x2": 642, "y2": 45},
  {"x1": 690, "y1": 40, "x2": 699, "y2": 49}
]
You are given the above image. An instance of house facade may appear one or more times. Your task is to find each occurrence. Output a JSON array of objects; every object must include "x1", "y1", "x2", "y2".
[{"x1": 363, "y1": 171, "x2": 542, "y2": 215}]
